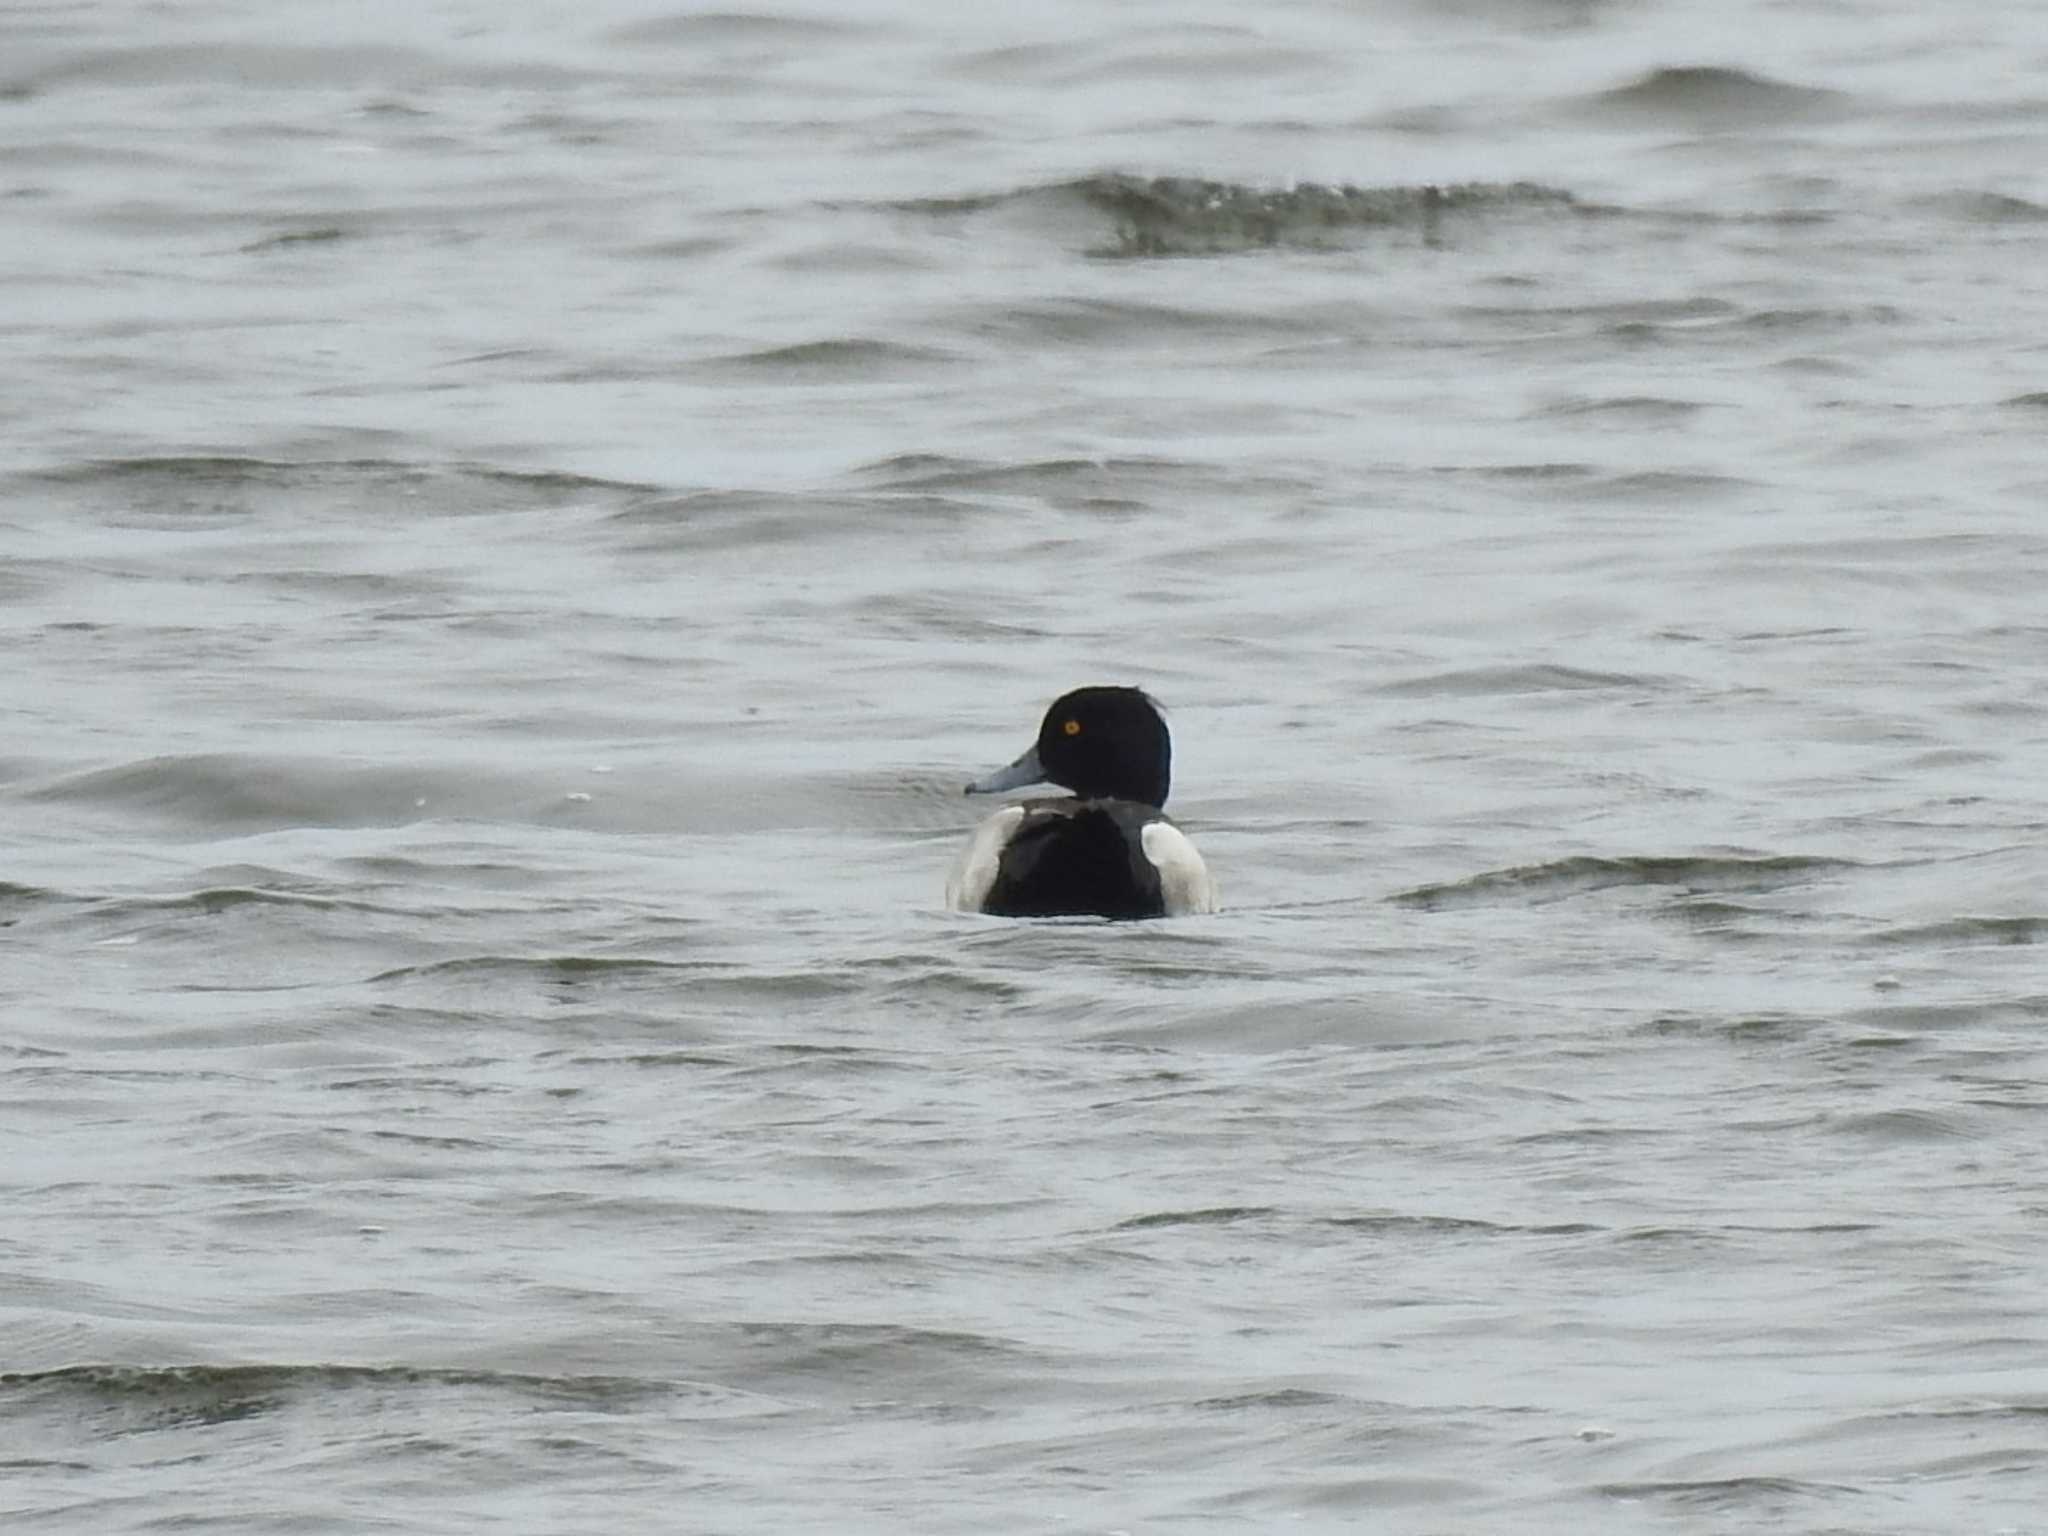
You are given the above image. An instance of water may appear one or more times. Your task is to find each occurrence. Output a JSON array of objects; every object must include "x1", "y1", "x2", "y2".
[{"x1": 5, "y1": 1, "x2": 2047, "y2": 1530}]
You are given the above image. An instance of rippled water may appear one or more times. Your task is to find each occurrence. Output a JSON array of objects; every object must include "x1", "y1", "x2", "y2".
[{"x1": 5, "y1": 1, "x2": 2047, "y2": 1530}]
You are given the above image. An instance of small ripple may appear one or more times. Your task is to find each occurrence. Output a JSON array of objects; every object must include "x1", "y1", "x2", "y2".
[
  {"x1": 1113, "y1": 1205, "x2": 1276, "y2": 1230},
  {"x1": 0, "y1": 880, "x2": 83, "y2": 927},
  {"x1": 1577, "y1": 469, "x2": 1756, "y2": 502},
  {"x1": 1597, "y1": 1474, "x2": 1861, "y2": 1509},
  {"x1": 716, "y1": 1321, "x2": 1043, "y2": 1399},
  {"x1": 844, "y1": 451, "x2": 1309, "y2": 505},
  {"x1": 0, "y1": 1361, "x2": 763, "y2": 1427},
  {"x1": 1533, "y1": 394, "x2": 1711, "y2": 422},
  {"x1": 1867, "y1": 915, "x2": 2044, "y2": 948},
  {"x1": 1065, "y1": 172, "x2": 1579, "y2": 256},
  {"x1": 1914, "y1": 190, "x2": 2048, "y2": 224},
  {"x1": 1570, "y1": 65, "x2": 1854, "y2": 127},
  {"x1": 1321, "y1": 1214, "x2": 1602, "y2": 1239},
  {"x1": 240, "y1": 225, "x2": 349, "y2": 253},
  {"x1": 1846, "y1": 997, "x2": 2048, "y2": 1033},
  {"x1": 1828, "y1": 1108, "x2": 1971, "y2": 1141},
  {"x1": 1189, "y1": 1387, "x2": 1352, "y2": 1412},
  {"x1": 693, "y1": 337, "x2": 964, "y2": 379},
  {"x1": 605, "y1": 487, "x2": 974, "y2": 554},
  {"x1": 1376, "y1": 663, "x2": 1663, "y2": 697},
  {"x1": 1392, "y1": 854, "x2": 1850, "y2": 909},
  {"x1": 1871, "y1": 1397, "x2": 2048, "y2": 1424},
  {"x1": 11, "y1": 454, "x2": 649, "y2": 525},
  {"x1": 959, "y1": 295, "x2": 1324, "y2": 344},
  {"x1": 21, "y1": 754, "x2": 449, "y2": 834},
  {"x1": 367, "y1": 955, "x2": 722, "y2": 986},
  {"x1": 1634, "y1": 1012, "x2": 1818, "y2": 1044},
  {"x1": 609, "y1": 11, "x2": 882, "y2": 45}
]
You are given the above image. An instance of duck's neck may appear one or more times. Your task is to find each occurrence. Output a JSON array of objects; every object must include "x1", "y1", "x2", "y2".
[{"x1": 1081, "y1": 738, "x2": 1169, "y2": 807}]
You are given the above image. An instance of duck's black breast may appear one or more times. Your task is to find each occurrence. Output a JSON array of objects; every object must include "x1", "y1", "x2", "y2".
[{"x1": 981, "y1": 799, "x2": 1166, "y2": 920}]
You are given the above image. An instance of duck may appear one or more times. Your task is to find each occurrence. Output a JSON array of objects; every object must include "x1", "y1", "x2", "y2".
[{"x1": 945, "y1": 686, "x2": 1218, "y2": 919}]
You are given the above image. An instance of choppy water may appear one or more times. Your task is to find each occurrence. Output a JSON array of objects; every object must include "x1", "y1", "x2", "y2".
[{"x1": 5, "y1": 1, "x2": 2048, "y2": 1531}]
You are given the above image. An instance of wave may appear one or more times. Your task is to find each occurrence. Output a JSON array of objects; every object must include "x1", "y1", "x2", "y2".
[
  {"x1": 0, "y1": 879, "x2": 78, "y2": 924},
  {"x1": 65, "y1": 883, "x2": 402, "y2": 926},
  {"x1": 609, "y1": 11, "x2": 880, "y2": 46},
  {"x1": 365, "y1": 954, "x2": 717, "y2": 985},
  {"x1": 694, "y1": 337, "x2": 966, "y2": 378},
  {"x1": 1071, "y1": 173, "x2": 1578, "y2": 256},
  {"x1": 20, "y1": 754, "x2": 465, "y2": 834},
  {"x1": 1114, "y1": 1205, "x2": 1276, "y2": 1230},
  {"x1": 1866, "y1": 915, "x2": 2045, "y2": 948},
  {"x1": 1573, "y1": 65, "x2": 1853, "y2": 127},
  {"x1": 1575, "y1": 468, "x2": 1758, "y2": 502},
  {"x1": 1848, "y1": 996, "x2": 2048, "y2": 1033},
  {"x1": 1111, "y1": 1208, "x2": 1605, "y2": 1239},
  {"x1": 1595, "y1": 1474, "x2": 1860, "y2": 1509},
  {"x1": 1733, "y1": 304, "x2": 1905, "y2": 333},
  {"x1": 363, "y1": 956, "x2": 882, "y2": 1014},
  {"x1": 14, "y1": 753, "x2": 826, "y2": 837},
  {"x1": 1534, "y1": 395, "x2": 1712, "y2": 422},
  {"x1": 1375, "y1": 663, "x2": 1666, "y2": 697},
  {"x1": 885, "y1": 172, "x2": 1579, "y2": 258},
  {"x1": 6, "y1": 43, "x2": 600, "y2": 99},
  {"x1": 846, "y1": 450, "x2": 1304, "y2": 500},
  {"x1": 239, "y1": 225, "x2": 350, "y2": 253},
  {"x1": 0, "y1": 1361, "x2": 701, "y2": 1425},
  {"x1": 1392, "y1": 854, "x2": 1852, "y2": 909},
  {"x1": 11, "y1": 453, "x2": 650, "y2": 521},
  {"x1": 606, "y1": 485, "x2": 977, "y2": 554},
  {"x1": 1827, "y1": 1108, "x2": 1972, "y2": 1142},
  {"x1": 1913, "y1": 190, "x2": 2048, "y2": 225}
]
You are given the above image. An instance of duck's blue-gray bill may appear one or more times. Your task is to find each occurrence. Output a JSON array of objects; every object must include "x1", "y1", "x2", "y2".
[{"x1": 964, "y1": 745, "x2": 1045, "y2": 796}]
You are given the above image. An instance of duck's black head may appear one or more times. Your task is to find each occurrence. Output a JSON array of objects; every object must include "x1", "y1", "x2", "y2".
[{"x1": 965, "y1": 685, "x2": 1172, "y2": 809}]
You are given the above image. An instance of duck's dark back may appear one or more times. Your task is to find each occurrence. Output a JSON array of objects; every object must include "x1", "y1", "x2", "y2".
[{"x1": 979, "y1": 800, "x2": 1166, "y2": 920}]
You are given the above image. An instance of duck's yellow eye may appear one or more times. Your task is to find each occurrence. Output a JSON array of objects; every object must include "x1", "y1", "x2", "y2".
[{"x1": 1063, "y1": 718, "x2": 1082, "y2": 737}]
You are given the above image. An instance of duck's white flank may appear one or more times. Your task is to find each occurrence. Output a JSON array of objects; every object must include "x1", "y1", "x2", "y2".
[
  {"x1": 1141, "y1": 821, "x2": 1219, "y2": 915},
  {"x1": 945, "y1": 805, "x2": 1024, "y2": 912}
]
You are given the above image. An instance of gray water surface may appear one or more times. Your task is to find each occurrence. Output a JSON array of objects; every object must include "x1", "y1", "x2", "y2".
[{"x1": 5, "y1": 1, "x2": 2047, "y2": 1531}]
